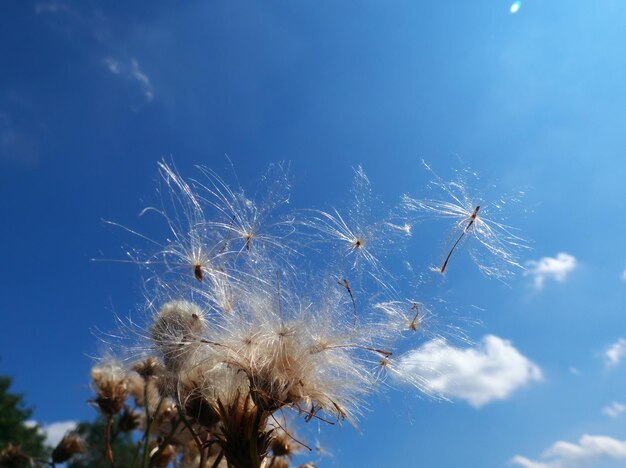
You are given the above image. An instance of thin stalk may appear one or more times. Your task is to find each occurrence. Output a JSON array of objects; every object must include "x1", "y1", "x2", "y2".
[
  {"x1": 141, "y1": 382, "x2": 152, "y2": 468},
  {"x1": 141, "y1": 387, "x2": 164, "y2": 468},
  {"x1": 440, "y1": 205, "x2": 480, "y2": 273},
  {"x1": 104, "y1": 415, "x2": 116, "y2": 468},
  {"x1": 338, "y1": 279, "x2": 357, "y2": 325},
  {"x1": 175, "y1": 390, "x2": 206, "y2": 468},
  {"x1": 323, "y1": 344, "x2": 392, "y2": 357},
  {"x1": 149, "y1": 418, "x2": 181, "y2": 465},
  {"x1": 269, "y1": 413, "x2": 312, "y2": 451},
  {"x1": 210, "y1": 450, "x2": 224, "y2": 468}
]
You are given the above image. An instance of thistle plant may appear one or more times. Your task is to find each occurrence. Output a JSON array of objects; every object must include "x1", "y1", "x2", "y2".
[{"x1": 88, "y1": 161, "x2": 526, "y2": 468}]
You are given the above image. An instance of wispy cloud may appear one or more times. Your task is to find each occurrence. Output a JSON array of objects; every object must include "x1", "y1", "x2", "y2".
[
  {"x1": 621, "y1": 268, "x2": 626, "y2": 281},
  {"x1": 396, "y1": 335, "x2": 542, "y2": 408},
  {"x1": 104, "y1": 57, "x2": 155, "y2": 105},
  {"x1": 26, "y1": 420, "x2": 78, "y2": 447},
  {"x1": 602, "y1": 401, "x2": 626, "y2": 418},
  {"x1": 0, "y1": 112, "x2": 40, "y2": 167},
  {"x1": 34, "y1": 1, "x2": 72, "y2": 15},
  {"x1": 510, "y1": 434, "x2": 626, "y2": 467},
  {"x1": 525, "y1": 252, "x2": 577, "y2": 290},
  {"x1": 604, "y1": 338, "x2": 626, "y2": 368},
  {"x1": 35, "y1": 1, "x2": 108, "y2": 42},
  {"x1": 104, "y1": 57, "x2": 122, "y2": 75},
  {"x1": 36, "y1": 3, "x2": 152, "y2": 109}
]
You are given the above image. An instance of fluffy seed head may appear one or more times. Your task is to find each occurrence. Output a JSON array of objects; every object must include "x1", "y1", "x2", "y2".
[
  {"x1": 151, "y1": 300, "x2": 207, "y2": 372},
  {"x1": 96, "y1": 161, "x2": 524, "y2": 467}
]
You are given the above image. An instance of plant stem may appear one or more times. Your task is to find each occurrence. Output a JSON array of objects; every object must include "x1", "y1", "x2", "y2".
[
  {"x1": 175, "y1": 398, "x2": 206, "y2": 468},
  {"x1": 149, "y1": 418, "x2": 181, "y2": 466},
  {"x1": 104, "y1": 415, "x2": 116, "y2": 468},
  {"x1": 141, "y1": 382, "x2": 152, "y2": 468},
  {"x1": 210, "y1": 450, "x2": 224, "y2": 468}
]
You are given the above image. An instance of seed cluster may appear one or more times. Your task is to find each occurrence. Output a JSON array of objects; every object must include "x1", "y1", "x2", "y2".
[{"x1": 87, "y1": 161, "x2": 524, "y2": 467}]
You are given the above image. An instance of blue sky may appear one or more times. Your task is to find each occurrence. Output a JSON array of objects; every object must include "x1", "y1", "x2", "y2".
[{"x1": 2, "y1": 1, "x2": 626, "y2": 466}]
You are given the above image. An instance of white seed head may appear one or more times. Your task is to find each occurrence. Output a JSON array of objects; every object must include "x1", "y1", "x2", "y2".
[{"x1": 151, "y1": 300, "x2": 207, "y2": 372}]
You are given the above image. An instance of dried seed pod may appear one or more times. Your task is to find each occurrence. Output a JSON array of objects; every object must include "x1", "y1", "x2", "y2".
[
  {"x1": 51, "y1": 433, "x2": 86, "y2": 464},
  {"x1": 132, "y1": 357, "x2": 164, "y2": 380},
  {"x1": 91, "y1": 362, "x2": 128, "y2": 416}
]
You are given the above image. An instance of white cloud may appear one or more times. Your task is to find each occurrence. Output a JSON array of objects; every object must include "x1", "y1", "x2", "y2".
[
  {"x1": 510, "y1": 456, "x2": 550, "y2": 468},
  {"x1": 605, "y1": 338, "x2": 626, "y2": 368},
  {"x1": 42, "y1": 421, "x2": 78, "y2": 447},
  {"x1": 396, "y1": 335, "x2": 542, "y2": 408},
  {"x1": 621, "y1": 268, "x2": 626, "y2": 281},
  {"x1": 568, "y1": 367, "x2": 581, "y2": 376},
  {"x1": 602, "y1": 401, "x2": 626, "y2": 418},
  {"x1": 510, "y1": 434, "x2": 626, "y2": 467},
  {"x1": 525, "y1": 253, "x2": 577, "y2": 290},
  {"x1": 104, "y1": 57, "x2": 155, "y2": 104},
  {"x1": 26, "y1": 420, "x2": 78, "y2": 447}
]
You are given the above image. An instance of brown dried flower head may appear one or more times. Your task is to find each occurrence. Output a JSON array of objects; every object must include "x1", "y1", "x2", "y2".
[
  {"x1": 51, "y1": 433, "x2": 86, "y2": 464},
  {"x1": 132, "y1": 356, "x2": 164, "y2": 380},
  {"x1": 0, "y1": 444, "x2": 29, "y2": 467},
  {"x1": 269, "y1": 433, "x2": 293, "y2": 458},
  {"x1": 91, "y1": 361, "x2": 128, "y2": 416}
]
